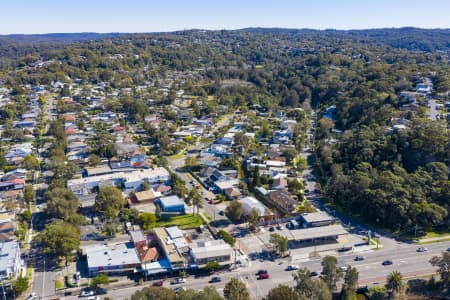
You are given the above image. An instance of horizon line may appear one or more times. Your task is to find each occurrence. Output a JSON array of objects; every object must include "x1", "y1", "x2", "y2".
[{"x1": 1, "y1": 26, "x2": 449, "y2": 36}]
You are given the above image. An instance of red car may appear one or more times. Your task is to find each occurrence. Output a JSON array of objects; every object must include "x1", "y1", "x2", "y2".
[
  {"x1": 152, "y1": 280, "x2": 164, "y2": 286},
  {"x1": 258, "y1": 273, "x2": 269, "y2": 280}
]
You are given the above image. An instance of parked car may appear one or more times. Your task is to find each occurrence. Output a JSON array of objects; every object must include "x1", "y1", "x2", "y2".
[
  {"x1": 87, "y1": 297, "x2": 100, "y2": 300},
  {"x1": 95, "y1": 288, "x2": 107, "y2": 295},
  {"x1": 269, "y1": 226, "x2": 275, "y2": 232},
  {"x1": 382, "y1": 260, "x2": 393, "y2": 266},
  {"x1": 416, "y1": 247, "x2": 427, "y2": 252},
  {"x1": 276, "y1": 224, "x2": 283, "y2": 230},
  {"x1": 286, "y1": 265, "x2": 299, "y2": 271},
  {"x1": 310, "y1": 271, "x2": 318, "y2": 277},
  {"x1": 354, "y1": 255, "x2": 365, "y2": 261},
  {"x1": 26, "y1": 293, "x2": 37, "y2": 300},
  {"x1": 209, "y1": 276, "x2": 222, "y2": 283},
  {"x1": 80, "y1": 289, "x2": 94, "y2": 297},
  {"x1": 218, "y1": 210, "x2": 225, "y2": 216},
  {"x1": 447, "y1": 247, "x2": 450, "y2": 252},
  {"x1": 258, "y1": 273, "x2": 270, "y2": 280},
  {"x1": 152, "y1": 280, "x2": 164, "y2": 286},
  {"x1": 256, "y1": 269, "x2": 268, "y2": 275}
]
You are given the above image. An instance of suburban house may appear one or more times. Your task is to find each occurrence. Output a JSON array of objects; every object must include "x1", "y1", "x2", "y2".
[
  {"x1": 0, "y1": 240, "x2": 24, "y2": 281},
  {"x1": 240, "y1": 196, "x2": 275, "y2": 222},
  {"x1": 267, "y1": 190, "x2": 298, "y2": 214}
]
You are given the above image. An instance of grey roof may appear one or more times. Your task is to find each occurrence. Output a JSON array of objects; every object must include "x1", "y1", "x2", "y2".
[
  {"x1": 0, "y1": 241, "x2": 21, "y2": 278},
  {"x1": 158, "y1": 195, "x2": 184, "y2": 207},
  {"x1": 289, "y1": 225, "x2": 347, "y2": 241},
  {"x1": 301, "y1": 212, "x2": 335, "y2": 224},
  {"x1": 130, "y1": 230, "x2": 146, "y2": 243},
  {"x1": 190, "y1": 240, "x2": 232, "y2": 260},
  {"x1": 166, "y1": 226, "x2": 184, "y2": 239},
  {"x1": 86, "y1": 242, "x2": 140, "y2": 269}
]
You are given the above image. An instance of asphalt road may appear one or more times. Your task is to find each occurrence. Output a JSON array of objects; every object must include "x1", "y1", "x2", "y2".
[
  {"x1": 61, "y1": 240, "x2": 450, "y2": 300},
  {"x1": 428, "y1": 98, "x2": 439, "y2": 120}
]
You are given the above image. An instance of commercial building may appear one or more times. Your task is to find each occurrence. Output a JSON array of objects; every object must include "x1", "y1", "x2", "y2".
[
  {"x1": 0, "y1": 241, "x2": 23, "y2": 281},
  {"x1": 289, "y1": 224, "x2": 347, "y2": 244},
  {"x1": 156, "y1": 195, "x2": 185, "y2": 213},
  {"x1": 85, "y1": 242, "x2": 141, "y2": 275},
  {"x1": 300, "y1": 212, "x2": 336, "y2": 227},
  {"x1": 189, "y1": 239, "x2": 233, "y2": 267},
  {"x1": 152, "y1": 227, "x2": 185, "y2": 270},
  {"x1": 68, "y1": 167, "x2": 170, "y2": 195}
]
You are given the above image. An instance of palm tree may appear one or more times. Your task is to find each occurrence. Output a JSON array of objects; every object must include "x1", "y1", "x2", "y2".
[
  {"x1": 188, "y1": 189, "x2": 202, "y2": 216},
  {"x1": 386, "y1": 271, "x2": 404, "y2": 300}
]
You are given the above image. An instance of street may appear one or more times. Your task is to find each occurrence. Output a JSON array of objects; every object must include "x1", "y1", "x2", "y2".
[{"x1": 61, "y1": 240, "x2": 450, "y2": 300}]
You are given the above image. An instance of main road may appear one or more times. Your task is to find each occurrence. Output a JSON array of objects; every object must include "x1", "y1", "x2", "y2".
[{"x1": 62, "y1": 240, "x2": 449, "y2": 300}]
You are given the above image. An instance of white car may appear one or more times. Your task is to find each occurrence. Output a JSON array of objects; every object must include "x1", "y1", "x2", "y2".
[
  {"x1": 87, "y1": 297, "x2": 100, "y2": 300},
  {"x1": 80, "y1": 289, "x2": 95, "y2": 297}
]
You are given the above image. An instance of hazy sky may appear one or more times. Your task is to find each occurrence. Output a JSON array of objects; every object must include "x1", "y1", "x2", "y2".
[{"x1": 1, "y1": 0, "x2": 449, "y2": 34}]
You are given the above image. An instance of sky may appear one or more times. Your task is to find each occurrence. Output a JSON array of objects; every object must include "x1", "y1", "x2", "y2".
[{"x1": 1, "y1": 0, "x2": 449, "y2": 34}]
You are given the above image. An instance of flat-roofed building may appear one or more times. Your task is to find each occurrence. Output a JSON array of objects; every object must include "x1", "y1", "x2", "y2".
[
  {"x1": 85, "y1": 242, "x2": 141, "y2": 275},
  {"x1": 189, "y1": 239, "x2": 232, "y2": 267},
  {"x1": 300, "y1": 212, "x2": 336, "y2": 227},
  {"x1": 289, "y1": 224, "x2": 347, "y2": 243},
  {"x1": 152, "y1": 227, "x2": 185, "y2": 270},
  {"x1": 68, "y1": 167, "x2": 170, "y2": 195},
  {"x1": 0, "y1": 241, "x2": 23, "y2": 281}
]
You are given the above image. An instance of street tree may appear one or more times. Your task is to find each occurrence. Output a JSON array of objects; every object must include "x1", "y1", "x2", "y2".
[
  {"x1": 178, "y1": 287, "x2": 224, "y2": 300},
  {"x1": 430, "y1": 251, "x2": 450, "y2": 285},
  {"x1": 131, "y1": 286, "x2": 176, "y2": 300},
  {"x1": 340, "y1": 266, "x2": 359, "y2": 300},
  {"x1": 385, "y1": 271, "x2": 405, "y2": 300},
  {"x1": 205, "y1": 261, "x2": 220, "y2": 274},
  {"x1": 45, "y1": 187, "x2": 79, "y2": 221},
  {"x1": 23, "y1": 184, "x2": 34, "y2": 205},
  {"x1": 188, "y1": 188, "x2": 202, "y2": 215},
  {"x1": 90, "y1": 274, "x2": 110, "y2": 290},
  {"x1": 223, "y1": 277, "x2": 250, "y2": 300},
  {"x1": 39, "y1": 220, "x2": 80, "y2": 265},
  {"x1": 269, "y1": 233, "x2": 288, "y2": 256},
  {"x1": 185, "y1": 156, "x2": 199, "y2": 170},
  {"x1": 14, "y1": 275, "x2": 29, "y2": 295},
  {"x1": 264, "y1": 284, "x2": 298, "y2": 300},
  {"x1": 22, "y1": 154, "x2": 39, "y2": 170},
  {"x1": 95, "y1": 186, "x2": 125, "y2": 220},
  {"x1": 320, "y1": 255, "x2": 343, "y2": 291},
  {"x1": 293, "y1": 268, "x2": 331, "y2": 300},
  {"x1": 225, "y1": 201, "x2": 243, "y2": 223},
  {"x1": 247, "y1": 208, "x2": 260, "y2": 232}
]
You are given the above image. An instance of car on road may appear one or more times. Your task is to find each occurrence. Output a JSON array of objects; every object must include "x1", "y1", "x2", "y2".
[
  {"x1": 209, "y1": 276, "x2": 222, "y2": 283},
  {"x1": 218, "y1": 210, "x2": 225, "y2": 216},
  {"x1": 152, "y1": 280, "x2": 164, "y2": 286},
  {"x1": 416, "y1": 247, "x2": 427, "y2": 252},
  {"x1": 80, "y1": 289, "x2": 94, "y2": 297},
  {"x1": 382, "y1": 260, "x2": 393, "y2": 266},
  {"x1": 310, "y1": 271, "x2": 318, "y2": 277},
  {"x1": 256, "y1": 269, "x2": 268, "y2": 275},
  {"x1": 286, "y1": 265, "x2": 299, "y2": 271},
  {"x1": 354, "y1": 255, "x2": 365, "y2": 261},
  {"x1": 447, "y1": 247, "x2": 450, "y2": 252},
  {"x1": 276, "y1": 224, "x2": 283, "y2": 230},
  {"x1": 95, "y1": 288, "x2": 107, "y2": 295},
  {"x1": 258, "y1": 273, "x2": 270, "y2": 280},
  {"x1": 269, "y1": 226, "x2": 275, "y2": 232},
  {"x1": 171, "y1": 278, "x2": 186, "y2": 284},
  {"x1": 26, "y1": 293, "x2": 37, "y2": 300}
]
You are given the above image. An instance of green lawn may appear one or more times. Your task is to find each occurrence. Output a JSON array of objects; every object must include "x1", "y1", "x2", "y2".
[
  {"x1": 55, "y1": 278, "x2": 65, "y2": 289},
  {"x1": 156, "y1": 214, "x2": 204, "y2": 229}
]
